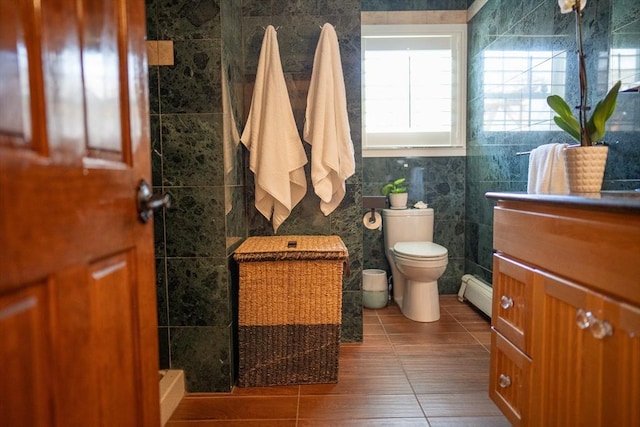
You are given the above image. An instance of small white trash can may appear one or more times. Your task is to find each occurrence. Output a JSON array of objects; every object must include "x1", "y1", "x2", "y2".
[{"x1": 362, "y1": 269, "x2": 388, "y2": 309}]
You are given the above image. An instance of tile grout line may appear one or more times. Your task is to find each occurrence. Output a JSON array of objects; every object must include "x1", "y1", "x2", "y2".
[
  {"x1": 295, "y1": 385, "x2": 301, "y2": 426},
  {"x1": 443, "y1": 304, "x2": 492, "y2": 353},
  {"x1": 380, "y1": 306, "x2": 431, "y2": 423}
]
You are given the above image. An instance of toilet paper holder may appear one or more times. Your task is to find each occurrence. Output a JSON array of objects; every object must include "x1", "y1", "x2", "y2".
[
  {"x1": 367, "y1": 208, "x2": 376, "y2": 223},
  {"x1": 363, "y1": 195, "x2": 387, "y2": 222}
]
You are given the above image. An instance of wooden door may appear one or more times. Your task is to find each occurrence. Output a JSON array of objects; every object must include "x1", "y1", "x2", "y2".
[{"x1": 0, "y1": 0, "x2": 160, "y2": 426}]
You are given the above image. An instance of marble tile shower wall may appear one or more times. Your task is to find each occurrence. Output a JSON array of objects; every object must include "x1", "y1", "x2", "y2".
[
  {"x1": 241, "y1": 0, "x2": 364, "y2": 342},
  {"x1": 363, "y1": 157, "x2": 466, "y2": 295},
  {"x1": 148, "y1": 0, "x2": 245, "y2": 393},
  {"x1": 361, "y1": 0, "x2": 467, "y2": 11},
  {"x1": 466, "y1": 0, "x2": 640, "y2": 282}
]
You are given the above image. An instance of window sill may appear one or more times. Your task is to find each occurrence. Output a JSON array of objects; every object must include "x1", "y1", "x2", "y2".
[{"x1": 363, "y1": 146, "x2": 466, "y2": 158}]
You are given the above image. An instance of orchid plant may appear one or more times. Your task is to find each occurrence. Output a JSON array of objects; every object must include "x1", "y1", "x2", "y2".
[{"x1": 547, "y1": 0, "x2": 621, "y2": 147}]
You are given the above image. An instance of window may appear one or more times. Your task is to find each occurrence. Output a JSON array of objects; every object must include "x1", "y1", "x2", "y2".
[
  {"x1": 482, "y1": 49, "x2": 567, "y2": 132},
  {"x1": 362, "y1": 24, "x2": 467, "y2": 157}
]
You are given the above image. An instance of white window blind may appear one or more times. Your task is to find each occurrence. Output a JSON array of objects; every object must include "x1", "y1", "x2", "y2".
[{"x1": 362, "y1": 25, "x2": 467, "y2": 156}]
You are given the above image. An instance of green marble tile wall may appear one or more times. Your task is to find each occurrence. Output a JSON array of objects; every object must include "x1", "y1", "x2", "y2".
[
  {"x1": 466, "y1": 0, "x2": 640, "y2": 282},
  {"x1": 148, "y1": 0, "x2": 245, "y2": 393},
  {"x1": 361, "y1": 0, "x2": 468, "y2": 11},
  {"x1": 363, "y1": 157, "x2": 466, "y2": 295}
]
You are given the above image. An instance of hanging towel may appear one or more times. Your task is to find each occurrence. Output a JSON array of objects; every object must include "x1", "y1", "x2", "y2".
[
  {"x1": 527, "y1": 143, "x2": 569, "y2": 194},
  {"x1": 222, "y1": 64, "x2": 241, "y2": 215},
  {"x1": 241, "y1": 25, "x2": 308, "y2": 233},
  {"x1": 303, "y1": 23, "x2": 355, "y2": 216}
]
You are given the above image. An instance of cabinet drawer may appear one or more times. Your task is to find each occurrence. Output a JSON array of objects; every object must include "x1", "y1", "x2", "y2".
[
  {"x1": 490, "y1": 329, "x2": 531, "y2": 427},
  {"x1": 492, "y1": 254, "x2": 534, "y2": 355}
]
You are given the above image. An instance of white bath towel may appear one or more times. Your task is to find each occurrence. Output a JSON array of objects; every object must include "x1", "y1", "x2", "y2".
[
  {"x1": 527, "y1": 143, "x2": 569, "y2": 194},
  {"x1": 303, "y1": 23, "x2": 355, "y2": 216},
  {"x1": 222, "y1": 64, "x2": 241, "y2": 215},
  {"x1": 241, "y1": 25, "x2": 308, "y2": 232}
]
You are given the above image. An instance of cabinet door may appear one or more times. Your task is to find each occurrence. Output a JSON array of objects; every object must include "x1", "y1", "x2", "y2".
[
  {"x1": 532, "y1": 271, "x2": 640, "y2": 427},
  {"x1": 600, "y1": 297, "x2": 640, "y2": 425}
]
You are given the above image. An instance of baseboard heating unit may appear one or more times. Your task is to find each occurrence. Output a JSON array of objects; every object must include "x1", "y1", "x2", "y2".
[{"x1": 457, "y1": 274, "x2": 493, "y2": 318}]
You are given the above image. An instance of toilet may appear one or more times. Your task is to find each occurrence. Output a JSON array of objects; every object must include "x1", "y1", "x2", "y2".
[{"x1": 382, "y1": 208, "x2": 448, "y2": 322}]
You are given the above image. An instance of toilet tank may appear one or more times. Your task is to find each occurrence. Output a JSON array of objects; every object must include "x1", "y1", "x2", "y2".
[{"x1": 382, "y1": 208, "x2": 434, "y2": 251}]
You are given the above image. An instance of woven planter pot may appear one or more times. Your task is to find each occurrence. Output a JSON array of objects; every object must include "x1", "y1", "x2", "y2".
[{"x1": 564, "y1": 145, "x2": 608, "y2": 193}]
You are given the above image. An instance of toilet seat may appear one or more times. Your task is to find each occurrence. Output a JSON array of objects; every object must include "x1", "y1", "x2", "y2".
[{"x1": 393, "y1": 241, "x2": 448, "y2": 262}]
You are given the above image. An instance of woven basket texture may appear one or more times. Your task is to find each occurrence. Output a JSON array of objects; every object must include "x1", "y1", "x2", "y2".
[
  {"x1": 234, "y1": 235, "x2": 347, "y2": 386},
  {"x1": 238, "y1": 324, "x2": 340, "y2": 386}
]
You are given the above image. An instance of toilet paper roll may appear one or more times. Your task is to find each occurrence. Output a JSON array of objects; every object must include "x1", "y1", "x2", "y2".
[{"x1": 363, "y1": 212, "x2": 382, "y2": 230}]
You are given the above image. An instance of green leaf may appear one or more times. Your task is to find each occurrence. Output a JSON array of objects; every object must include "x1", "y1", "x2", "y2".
[
  {"x1": 392, "y1": 178, "x2": 406, "y2": 186},
  {"x1": 553, "y1": 116, "x2": 581, "y2": 142},
  {"x1": 547, "y1": 95, "x2": 577, "y2": 123},
  {"x1": 587, "y1": 80, "x2": 621, "y2": 143},
  {"x1": 391, "y1": 186, "x2": 407, "y2": 194},
  {"x1": 381, "y1": 183, "x2": 394, "y2": 196}
]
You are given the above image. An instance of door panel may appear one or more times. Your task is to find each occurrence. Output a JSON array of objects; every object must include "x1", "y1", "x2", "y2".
[
  {"x1": 0, "y1": 0, "x2": 32, "y2": 146},
  {"x1": 51, "y1": 265, "x2": 100, "y2": 427},
  {"x1": 0, "y1": 285, "x2": 50, "y2": 427},
  {"x1": 90, "y1": 253, "x2": 139, "y2": 427},
  {"x1": 40, "y1": 0, "x2": 87, "y2": 162},
  {"x1": 82, "y1": 0, "x2": 125, "y2": 159}
]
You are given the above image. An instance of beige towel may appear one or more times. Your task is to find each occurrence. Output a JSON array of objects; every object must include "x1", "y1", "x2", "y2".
[
  {"x1": 527, "y1": 143, "x2": 569, "y2": 194},
  {"x1": 222, "y1": 64, "x2": 241, "y2": 215},
  {"x1": 241, "y1": 25, "x2": 307, "y2": 233},
  {"x1": 303, "y1": 23, "x2": 355, "y2": 216}
]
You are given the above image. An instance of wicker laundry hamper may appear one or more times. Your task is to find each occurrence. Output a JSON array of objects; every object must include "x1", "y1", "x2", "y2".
[{"x1": 233, "y1": 235, "x2": 348, "y2": 387}]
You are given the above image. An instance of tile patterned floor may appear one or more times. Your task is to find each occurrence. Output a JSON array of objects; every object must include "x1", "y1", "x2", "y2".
[{"x1": 167, "y1": 295, "x2": 510, "y2": 426}]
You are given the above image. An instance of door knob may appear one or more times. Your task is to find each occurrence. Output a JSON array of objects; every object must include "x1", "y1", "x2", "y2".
[{"x1": 137, "y1": 179, "x2": 171, "y2": 223}]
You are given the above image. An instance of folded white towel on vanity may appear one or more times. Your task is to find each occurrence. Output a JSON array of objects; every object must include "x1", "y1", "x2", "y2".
[
  {"x1": 303, "y1": 23, "x2": 355, "y2": 216},
  {"x1": 527, "y1": 143, "x2": 569, "y2": 194},
  {"x1": 241, "y1": 25, "x2": 308, "y2": 232}
]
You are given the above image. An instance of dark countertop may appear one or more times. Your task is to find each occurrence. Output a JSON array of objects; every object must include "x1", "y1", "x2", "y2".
[{"x1": 485, "y1": 191, "x2": 640, "y2": 214}]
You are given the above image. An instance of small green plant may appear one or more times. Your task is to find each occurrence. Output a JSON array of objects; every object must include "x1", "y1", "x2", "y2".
[{"x1": 381, "y1": 178, "x2": 408, "y2": 196}]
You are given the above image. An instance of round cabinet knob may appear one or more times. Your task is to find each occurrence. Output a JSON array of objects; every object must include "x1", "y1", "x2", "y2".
[
  {"x1": 590, "y1": 319, "x2": 614, "y2": 339},
  {"x1": 500, "y1": 296, "x2": 514, "y2": 310},
  {"x1": 576, "y1": 309, "x2": 594, "y2": 330},
  {"x1": 498, "y1": 374, "x2": 511, "y2": 388}
]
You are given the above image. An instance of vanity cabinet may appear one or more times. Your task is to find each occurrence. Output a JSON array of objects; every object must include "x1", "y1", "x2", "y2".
[{"x1": 487, "y1": 194, "x2": 640, "y2": 427}]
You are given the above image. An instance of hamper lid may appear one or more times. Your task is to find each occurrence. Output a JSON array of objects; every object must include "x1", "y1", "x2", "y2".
[{"x1": 233, "y1": 235, "x2": 348, "y2": 262}]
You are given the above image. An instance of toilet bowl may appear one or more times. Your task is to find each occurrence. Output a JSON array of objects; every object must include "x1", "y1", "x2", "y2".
[
  {"x1": 393, "y1": 241, "x2": 448, "y2": 322},
  {"x1": 382, "y1": 208, "x2": 449, "y2": 322}
]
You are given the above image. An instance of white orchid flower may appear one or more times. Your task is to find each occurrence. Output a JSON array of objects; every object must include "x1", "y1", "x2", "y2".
[{"x1": 558, "y1": 0, "x2": 587, "y2": 14}]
